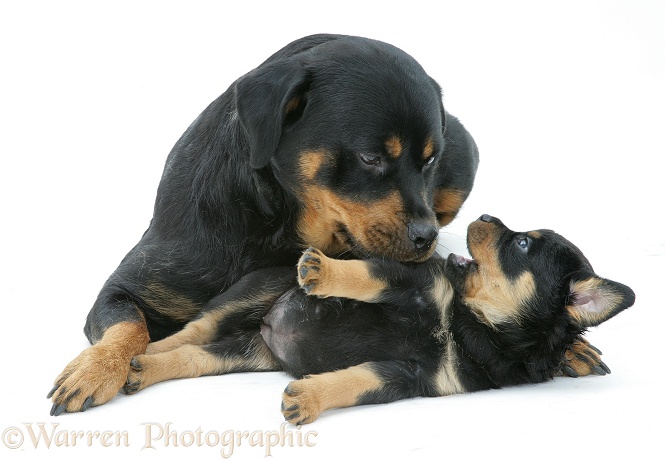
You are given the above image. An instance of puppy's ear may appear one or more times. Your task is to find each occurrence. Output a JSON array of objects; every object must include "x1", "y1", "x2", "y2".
[
  {"x1": 235, "y1": 58, "x2": 309, "y2": 169},
  {"x1": 566, "y1": 271, "x2": 635, "y2": 328}
]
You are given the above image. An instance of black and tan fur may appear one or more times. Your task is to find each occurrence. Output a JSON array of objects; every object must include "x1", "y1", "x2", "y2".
[
  {"x1": 49, "y1": 34, "x2": 482, "y2": 414},
  {"x1": 121, "y1": 215, "x2": 634, "y2": 424}
]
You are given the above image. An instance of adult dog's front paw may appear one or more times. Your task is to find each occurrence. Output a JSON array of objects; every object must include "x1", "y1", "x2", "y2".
[{"x1": 48, "y1": 345, "x2": 131, "y2": 415}]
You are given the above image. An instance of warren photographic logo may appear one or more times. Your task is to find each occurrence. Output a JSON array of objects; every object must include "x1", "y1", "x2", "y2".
[{"x1": 2, "y1": 422, "x2": 317, "y2": 458}]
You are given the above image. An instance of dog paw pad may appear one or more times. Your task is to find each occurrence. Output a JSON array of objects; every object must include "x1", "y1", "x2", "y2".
[{"x1": 297, "y1": 248, "x2": 328, "y2": 295}]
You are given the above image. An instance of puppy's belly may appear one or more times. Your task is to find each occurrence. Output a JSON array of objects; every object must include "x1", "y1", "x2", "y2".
[
  {"x1": 260, "y1": 288, "x2": 326, "y2": 376},
  {"x1": 260, "y1": 288, "x2": 400, "y2": 377}
]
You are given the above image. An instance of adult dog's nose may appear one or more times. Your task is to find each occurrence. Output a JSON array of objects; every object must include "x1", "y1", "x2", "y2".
[{"x1": 407, "y1": 221, "x2": 439, "y2": 252}]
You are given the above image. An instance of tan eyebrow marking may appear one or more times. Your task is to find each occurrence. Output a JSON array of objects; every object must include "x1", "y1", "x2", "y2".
[
  {"x1": 423, "y1": 137, "x2": 434, "y2": 160},
  {"x1": 385, "y1": 136, "x2": 403, "y2": 158}
]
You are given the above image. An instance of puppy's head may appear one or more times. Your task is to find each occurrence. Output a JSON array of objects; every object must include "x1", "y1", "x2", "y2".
[
  {"x1": 445, "y1": 214, "x2": 635, "y2": 331},
  {"x1": 235, "y1": 35, "x2": 467, "y2": 262}
]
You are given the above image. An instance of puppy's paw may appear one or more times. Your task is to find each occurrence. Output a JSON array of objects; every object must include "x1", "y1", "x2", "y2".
[
  {"x1": 297, "y1": 248, "x2": 331, "y2": 297},
  {"x1": 560, "y1": 337, "x2": 611, "y2": 378},
  {"x1": 281, "y1": 377, "x2": 322, "y2": 426},
  {"x1": 123, "y1": 356, "x2": 149, "y2": 395}
]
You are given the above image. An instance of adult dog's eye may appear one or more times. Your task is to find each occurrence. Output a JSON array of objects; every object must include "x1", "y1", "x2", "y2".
[
  {"x1": 516, "y1": 237, "x2": 529, "y2": 251},
  {"x1": 359, "y1": 153, "x2": 382, "y2": 166}
]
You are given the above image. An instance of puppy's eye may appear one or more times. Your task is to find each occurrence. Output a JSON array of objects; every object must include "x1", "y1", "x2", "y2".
[
  {"x1": 516, "y1": 237, "x2": 529, "y2": 251},
  {"x1": 359, "y1": 153, "x2": 382, "y2": 166},
  {"x1": 423, "y1": 155, "x2": 436, "y2": 169}
]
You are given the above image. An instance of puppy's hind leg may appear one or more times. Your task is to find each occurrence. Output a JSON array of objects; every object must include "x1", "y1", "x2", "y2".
[
  {"x1": 145, "y1": 267, "x2": 294, "y2": 355},
  {"x1": 559, "y1": 336, "x2": 611, "y2": 377},
  {"x1": 124, "y1": 334, "x2": 280, "y2": 394},
  {"x1": 144, "y1": 315, "x2": 220, "y2": 355}
]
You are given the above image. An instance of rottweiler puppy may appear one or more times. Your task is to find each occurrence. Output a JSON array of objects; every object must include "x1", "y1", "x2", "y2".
[
  {"x1": 121, "y1": 215, "x2": 634, "y2": 424},
  {"x1": 49, "y1": 34, "x2": 480, "y2": 414}
]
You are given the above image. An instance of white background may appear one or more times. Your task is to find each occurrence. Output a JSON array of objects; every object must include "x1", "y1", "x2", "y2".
[{"x1": 1, "y1": 1, "x2": 663, "y2": 460}]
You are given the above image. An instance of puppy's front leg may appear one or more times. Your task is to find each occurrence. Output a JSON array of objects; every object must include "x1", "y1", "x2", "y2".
[{"x1": 297, "y1": 247, "x2": 420, "y2": 302}]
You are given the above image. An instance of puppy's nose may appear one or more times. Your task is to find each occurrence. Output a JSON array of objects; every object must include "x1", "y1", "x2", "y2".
[
  {"x1": 479, "y1": 214, "x2": 494, "y2": 222},
  {"x1": 407, "y1": 221, "x2": 439, "y2": 252}
]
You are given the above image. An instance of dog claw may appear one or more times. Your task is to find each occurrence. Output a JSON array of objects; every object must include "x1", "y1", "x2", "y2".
[
  {"x1": 284, "y1": 384, "x2": 297, "y2": 396},
  {"x1": 46, "y1": 385, "x2": 59, "y2": 399},
  {"x1": 50, "y1": 403, "x2": 67, "y2": 417},
  {"x1": 562, "y1": 365, "x2": 579, "y2": 378},
  {"x1": 297, "y1": 248, "x2": 327, "y2": 296},
  {"x1": 591, "y1": 365, "x2": 607, "y2": 376},
  {"x1": 81, "y1": 396, "x2": 94, "y2": 412},
  {"x1": 281, "y1": 401, "x2": 298, "y2": 412},
  {"x1": 123, "y1": 381, "x2": 140, "y2": 395},
  {"x1": 300, "y1": 251, "x2": 320, "y2": 265},
  {"x1": 284, "y1": 412, "x2": 301, "y2": 422},
  {"x1": 130, "y1": 357, "x2": 142, "y2": 371}
]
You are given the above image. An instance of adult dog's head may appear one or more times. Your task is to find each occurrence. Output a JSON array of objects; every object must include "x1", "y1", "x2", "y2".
[{"x1": 235, "y1": 34, "x2": 478, "y2": 262}]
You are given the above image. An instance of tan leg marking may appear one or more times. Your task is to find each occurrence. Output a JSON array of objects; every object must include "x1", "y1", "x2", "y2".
[
  {"x1": 282, "y1": 363, "x2": 384, "y2": 425},
  {"x1": 145, "y1": 292, "x2": 277, "y2": 355},
  {"x1": 49, "y1": 321, "x2": 150, "y2": 414},
  {"x1": 297, "y1": 247, "x2": 387, "y2": 301},
  {"x1": 145, "y1": 315, "x2": 221, "y2": 355},
  {"x1": 125, "y1": 336, "x2": 279, "y2": 393}
]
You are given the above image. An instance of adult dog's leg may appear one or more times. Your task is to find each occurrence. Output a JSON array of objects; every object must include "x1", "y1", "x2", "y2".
[{"x1": 48, "y1": 297, "x2": 149, "y2": 415}]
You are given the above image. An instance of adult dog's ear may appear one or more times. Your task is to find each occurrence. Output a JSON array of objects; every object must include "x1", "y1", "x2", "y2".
[
  {"x1": 235, "y1": 57, "x2": 310, "y2": 169},
  {"x1": 566, "y1": 271, "x2": 636, "y2": 328},
  {"x1": 433, "y1": 110, "x2": 480, "y2": 227}
]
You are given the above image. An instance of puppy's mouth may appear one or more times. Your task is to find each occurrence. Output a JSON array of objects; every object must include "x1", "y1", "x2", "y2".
[
  {"x1": 448, "y1": 253, "x2": 474, "y2": 268},
  {"x1": 444, "y1": 252, "x2": 477, "y2": 290}
]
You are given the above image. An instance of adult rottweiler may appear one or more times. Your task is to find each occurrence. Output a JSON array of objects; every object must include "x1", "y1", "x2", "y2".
[
  {"x1": 121, "y1": 215, "x2": 633, "y2": 425},
  {"x1": 48, "y1": 34, "x2": 481, "y2": 414}
]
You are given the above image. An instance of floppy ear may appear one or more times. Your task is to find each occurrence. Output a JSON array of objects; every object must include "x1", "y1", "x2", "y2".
[
  {"x1": 235, "y1": 57, "x2": 309, "y2": 169},
  {"x1": 566, "y1": 272, "x2": 635, "y2": 328},
  {"x1": 433, "y1": 111, "x2": 479, "y2": 227}
]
